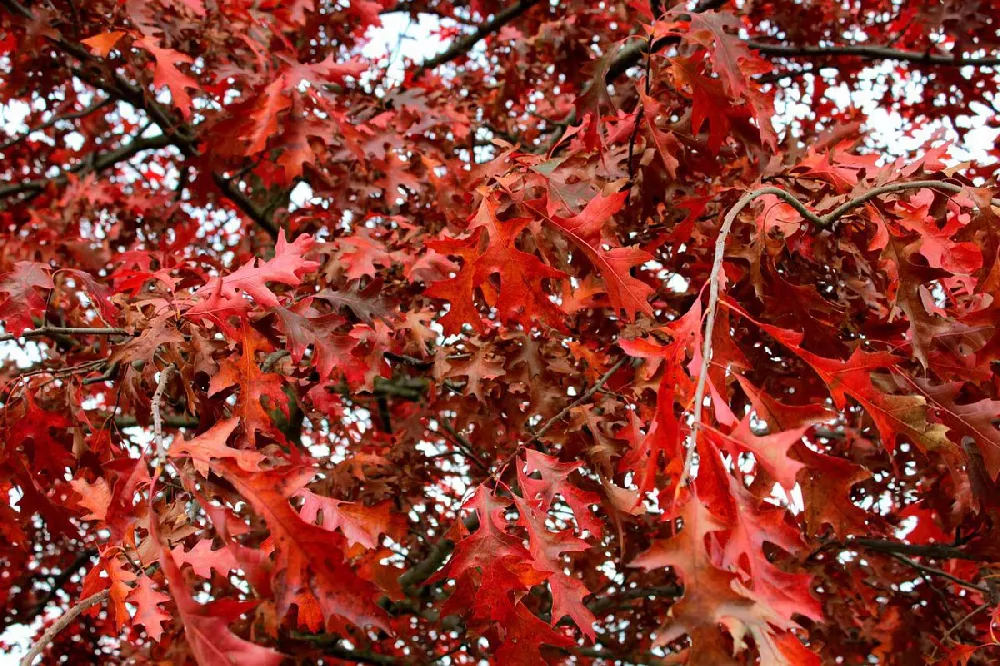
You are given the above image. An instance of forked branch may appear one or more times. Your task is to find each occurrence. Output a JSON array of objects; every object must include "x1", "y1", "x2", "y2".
[{"x1": 676, "y1": 180, "x2": 996, "y2": 493}]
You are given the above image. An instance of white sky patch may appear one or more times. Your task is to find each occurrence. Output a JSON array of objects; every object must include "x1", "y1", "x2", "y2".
[{"x1": 363, "y1": 12, "x2": 449, "y2": 82}]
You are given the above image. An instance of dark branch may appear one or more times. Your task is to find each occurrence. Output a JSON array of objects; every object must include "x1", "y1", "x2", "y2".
[
  {"x1": 602, "y1": 0, "x2": 729, "y2": 83},
  {"x1": 883, "y1": 552, "x2": 990, "y2": 594},
  {"x1": 0, "y1": 133, "x2": 172, "y2": 203},
  {"x1": 0, "y1": 97, "x2": 113, "y2": 152},
  {"x1": 412, "y1": 0, "x2": 539, "y2": 78},
  {"x1": 1, "y1": 0, "x2": 283, "y2": 237},
  {"x1": 746, "y1": 41, "x2": 1000, "y2": 67},
  {"x1": 850, "y1": 537, "x2": 989, "y2": 562},
  {"x1": 586, "y1": 584, "x2": 683, "y2": 614},
  {"x1": 602, "y1": 0, "x2": 1000, "y2": 86},
  {"x1": 2, "y1": 549, "x2": 96, "y2": 634},
  {"x1": 0, "y1": 326, "x2": 133, "y2": 343}
]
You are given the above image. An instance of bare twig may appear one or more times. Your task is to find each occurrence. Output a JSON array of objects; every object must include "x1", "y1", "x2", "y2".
[
  {"x1": 20, "y1": 590, "x2": 109, "y2": 666},
  {"x1": 885, "y1": 552, "x2": 990, "y2": 594},
  {"x1": 151, "y1": 365, "x2": 177, "y2": 463},
  {"x1": 534, "y1": 357, "x2": 629, "y2": 440},
  {"x1": 0, "y1": 326, "x2": 132, "y2": 343},
  {"x1": 747, "y1": 41, "x2": 1000, "y2": 67},
  {"x1": 0, "y1": 97, "x2": 113, "y2": 152}
]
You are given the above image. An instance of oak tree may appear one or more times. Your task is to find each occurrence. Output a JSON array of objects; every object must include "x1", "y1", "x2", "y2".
[{"x1": 2, "y1": 0, "x2": 1000, "y2": 664}]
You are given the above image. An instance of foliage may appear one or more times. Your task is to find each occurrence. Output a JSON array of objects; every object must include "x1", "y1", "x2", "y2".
[{"x1": 1, "y1": 0, "x2": 1000, "y2": 664}]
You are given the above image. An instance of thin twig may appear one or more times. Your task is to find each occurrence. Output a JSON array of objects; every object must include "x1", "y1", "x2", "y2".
[
  {"x1": 0, "y1": 97, "x2": 113, "y2": 152},
  {"x1": 441, "y1": 420, "x2": 489, "y2": 470},
  {"x1": 747, "y1": 41, "x2": 1000, "y2": 67},
  {"x1": 151, "y1": 365, "x2": 177, "y2": 463},
  {"x1": 20, "y1": 590, "x2": 109, "y2": 666},
  {"x1": 604, "y1": 15, "x2": 1000, "y2": 87},
  {"x1": 937, "y1": 602, "x2": 990, "y2": 652},
  {"x1": 885, "y1": 552, "x2": 990, "y2": 594},
  {"x1": 534, "y1": 357, "x2": 628, "y2": 440}
]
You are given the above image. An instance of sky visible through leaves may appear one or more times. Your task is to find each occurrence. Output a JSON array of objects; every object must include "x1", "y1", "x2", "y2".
[{"x1": 4, "y1": 1, "x2": 1000, "y2": 665}]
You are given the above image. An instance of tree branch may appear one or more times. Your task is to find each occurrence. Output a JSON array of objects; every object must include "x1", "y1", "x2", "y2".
[
  {"x1": 2, "y1": 549, "x2": 97, "y2": 634},
  {"x1": 883, "y1": 552, "x2": 990, "y2": 594},
  {"x1": 0, "y1": 97, "x2": 113, "y2": 152},
  {"x1": 323, "y1": 644, "x2": 401, "y2": 665},
  {"x1": 20, "y1": 590, "x2": 109, "y2": 666},
  {"x1": 412, "y1": 0, "x2": 539, "y2": 78},
  {"x1": 2, "y1": 0, "x2": 282, "y2": 237},
  {"x1": 151, "y1": 364, "x2": 177, "y2": 463},
  {"x1": 850, "y1": 537, "x2": 988, "y2": 562},
  {"x1": 747, "y1": 41, "x2": 1000, "y2": 67},
  {"x1": 601, "y1": 1, "x2": 1000, "y2": 87},
  {"x1": 601, "y1": 0, "x2": 729, "y2": 83},
  {"x1": 585, "y1": 584, "x2": 683, "y2": 614},
  {"x1": 533, "y1": 356, "x2": 629, "y2": 440},
  {"x1": 0, "y1": 326, "x2": 133, "y2": 343},
  {"x1": 0, "y1": 133, "x2": 172, "y2": 203},
  {"x1": 398, "y1": 513, "x2": 481, "y2": 593}
]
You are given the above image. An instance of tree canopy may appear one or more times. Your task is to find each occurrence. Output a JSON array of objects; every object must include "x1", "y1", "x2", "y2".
[{"x1": 2, "y1": 0, "x2": 1000, "y2": 664}]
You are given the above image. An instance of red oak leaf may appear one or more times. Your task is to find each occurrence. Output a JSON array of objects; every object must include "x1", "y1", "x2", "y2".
[
  {"x1": 136, "y1": 39, "x2": 201, "y2": 118},
  {"x1": 208, "y1": 327, "x2": 289, "y2": 443},
  {"x1": 297, "y1": 491, "x2": 404, "y2": 549},
  {"x1": 217, "y1": 462, "x2": 391, "y2": 633},
  {"x1": 188, "y1": 230, "x2": 319, "y2": 321},
  {"x1": 152, "y1": 509, "x2": 284, "y2": 666},
  {"x1": 171, "y1": 538, "x2": 241, "y2": 579},
  {"x1": 128, "y1": 575, "x2": 172, "y2": 642},
  {"x1": 0, "y1": 261, "x2": 53, "y2": 336},
  {"x1": 169, "y1": 417, "x2": 264, "y2": 477},
  {"x1": 545, "y1": 191, "x2": 654, "y2": 320}
]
